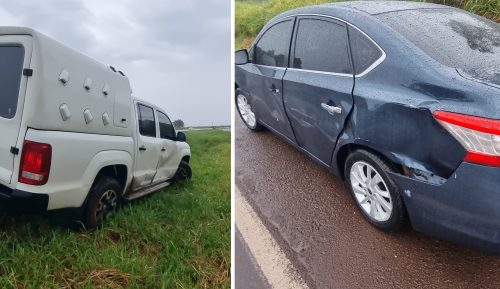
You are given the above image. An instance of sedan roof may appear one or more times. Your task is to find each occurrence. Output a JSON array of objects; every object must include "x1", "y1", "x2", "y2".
[
  {"x1": 270, "y1": 1, "x2": 454, "y2": 27},
  {"x1": 319, "y1": 1, "x2": 449, "y2": 15}
]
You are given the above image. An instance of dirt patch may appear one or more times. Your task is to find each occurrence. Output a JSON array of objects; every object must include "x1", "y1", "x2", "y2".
[
  {"x1": 193, "y1": 254, "x2": 230, "y2": 289},
  {"x1": 54, "y1": 267, "x2": 132, "y2": 289},
  {"x1": 107, "y1": 230, "x2": 121, "y2": 244}
]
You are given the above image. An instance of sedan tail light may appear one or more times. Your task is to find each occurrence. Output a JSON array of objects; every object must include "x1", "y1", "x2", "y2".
[
  {"x1": 18, "y1": 140, "x2": 52, "y2": 185},
  {"x1": 434, "y1": 111, "x2": 500, "y2": 167}
]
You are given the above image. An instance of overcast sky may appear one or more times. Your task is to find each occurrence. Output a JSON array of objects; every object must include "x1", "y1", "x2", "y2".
[{"x1": 0, "y1": 0, "x2": 231, "y2": 126}]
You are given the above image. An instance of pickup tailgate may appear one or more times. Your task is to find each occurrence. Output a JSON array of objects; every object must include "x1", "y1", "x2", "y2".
[{"x1": 0, "y1": 36, "x2": 32, "y2": 185}]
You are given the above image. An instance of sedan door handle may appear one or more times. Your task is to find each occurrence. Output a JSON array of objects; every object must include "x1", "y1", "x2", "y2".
[
  {"x1": 321, "y1": 103, "x2": 342, "y2": 115},
  {"x1": 139, "y1": 145, "x2": 147, "y2": 151}
]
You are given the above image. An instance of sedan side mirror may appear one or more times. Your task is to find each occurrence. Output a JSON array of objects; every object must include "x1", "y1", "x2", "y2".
[
  {"x1": 235, "y1": 49, "x2": 249, "y2": 65},
  {"x1": 177, "y1": 131, "x2": 187, "y2": 142}
]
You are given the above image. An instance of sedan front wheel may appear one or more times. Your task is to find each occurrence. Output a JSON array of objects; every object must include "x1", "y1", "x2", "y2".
[{"x1": 236, "y1": 90, "x2": 263, "y2": 131}]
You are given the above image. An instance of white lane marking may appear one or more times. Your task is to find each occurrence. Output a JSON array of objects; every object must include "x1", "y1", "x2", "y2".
[{"x1": 236, "y1": 188, "x2": 310, "y2": 289}]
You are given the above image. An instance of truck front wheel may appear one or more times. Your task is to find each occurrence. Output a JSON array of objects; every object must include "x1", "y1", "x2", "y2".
[
  {"x1": 175, "y1": 161, "x2": 192, "y2": 181},
  {"x1": 82, "y1": 177, "x2": 121, "y2": 229}
]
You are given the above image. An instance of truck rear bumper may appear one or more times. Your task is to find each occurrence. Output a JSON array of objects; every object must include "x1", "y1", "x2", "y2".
[
  {"x1": 0, "y1": 184, "x2": 48, "y2": 213},
  {"x1": 390, "y1": 162, "x2": 500, "y2": 255}
]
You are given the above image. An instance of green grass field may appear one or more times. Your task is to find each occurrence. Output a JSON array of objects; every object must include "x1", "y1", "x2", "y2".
[
  {"x1": 235, "y1": 0, "x2": 500, "y2": 48},
  {"x1": 0, "y1": 130, "x2": 230, "y2": 289}
]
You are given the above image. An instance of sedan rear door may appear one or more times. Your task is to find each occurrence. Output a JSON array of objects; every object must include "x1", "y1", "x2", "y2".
[{"x1": 283, "y1": 16, "x2": 355, "y2": 166}]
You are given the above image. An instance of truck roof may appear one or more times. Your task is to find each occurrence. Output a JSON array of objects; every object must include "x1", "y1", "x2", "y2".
[{"x1": 0, "y1": 26, "x2": 119, "y2": 76}]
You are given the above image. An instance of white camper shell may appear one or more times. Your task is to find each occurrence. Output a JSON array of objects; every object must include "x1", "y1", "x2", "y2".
[{"x1": 0, "y1": 27, "x2": 191, "y2": 228}]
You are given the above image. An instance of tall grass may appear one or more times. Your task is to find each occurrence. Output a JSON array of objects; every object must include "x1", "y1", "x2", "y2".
[
  {"x1": 235, "y1": 0, "x2": 335, "y2": 48},
  {"x1": 419, "y1": 0, "x2": 500, "y2": 21},
  {"x1": 235, "y1": 0, "x2": 500, "y2": 49},
  {"x1": 0, "y1": 130, "x2": 231, "y2": 289}
]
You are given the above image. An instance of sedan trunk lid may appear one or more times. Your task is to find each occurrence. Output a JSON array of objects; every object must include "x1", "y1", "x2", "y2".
[{"x1": 457, "y1": 65, "x2": 500, "y2": 89}]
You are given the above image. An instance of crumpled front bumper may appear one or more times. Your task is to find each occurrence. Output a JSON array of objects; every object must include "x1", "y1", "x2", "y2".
[{"x1": 390, "y1": 162, "x2": 500, "y2": 254}]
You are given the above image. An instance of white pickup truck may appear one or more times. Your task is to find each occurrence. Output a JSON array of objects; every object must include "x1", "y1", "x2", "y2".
[{"x1": 0, "y1": 27, "x2": 191, "y2": 228}]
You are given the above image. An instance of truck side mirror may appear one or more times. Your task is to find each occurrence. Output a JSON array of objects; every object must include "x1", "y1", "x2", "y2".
[
  {"x1": 235, "y1": 49, "x2": 249, "y2": 65},
  {"x1": 177, "y1": 131, "x2": 187, "y2": 142}
]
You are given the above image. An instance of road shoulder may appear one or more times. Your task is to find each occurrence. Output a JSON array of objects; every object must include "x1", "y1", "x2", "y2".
[{"x1": 235, "y1": 187, "x2": 310, "y2": 289}]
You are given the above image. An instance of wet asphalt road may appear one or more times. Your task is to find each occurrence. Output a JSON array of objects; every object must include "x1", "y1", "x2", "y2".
[{"x1": 235, "y1": 116, "x2": 500, "y2": 289}]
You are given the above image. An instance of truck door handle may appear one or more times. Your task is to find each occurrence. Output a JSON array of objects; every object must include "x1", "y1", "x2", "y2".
[
  {"x1": 161, "y1": 148, "x2": 166, "y2": 152},
  {"x1": 269, "y1": 85, "x2": 280, "y2": 94},
  {"x1": 321, "y1": 102, "x2": 342, "y2": 115},
  {"x1": 139, "y1": 146, "x2": 147, "y2": 151}
]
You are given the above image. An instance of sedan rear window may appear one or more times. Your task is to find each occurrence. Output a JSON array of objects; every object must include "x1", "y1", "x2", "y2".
[
  {"x1": 376, "y1": 9, "x2": 500, "y2": 70},
  {"x1": 348, "y1": 26, "x2": 383, "y2": 75},
  {"x1": 292, "y1": 19, "x2": 352, "y2": 74},
  {"x1": 0, "y1": 45, "x2": 25, "y2": 119}
]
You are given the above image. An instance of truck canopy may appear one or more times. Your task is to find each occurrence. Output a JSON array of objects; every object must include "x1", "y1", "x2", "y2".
[{"x1": 0, "y1": 27, "x2": 133, "y2": 185}]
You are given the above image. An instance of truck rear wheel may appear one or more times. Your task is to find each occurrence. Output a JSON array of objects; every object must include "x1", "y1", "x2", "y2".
[{"x1": 82, "y1": 177, "x2": 121, "y2": 229}]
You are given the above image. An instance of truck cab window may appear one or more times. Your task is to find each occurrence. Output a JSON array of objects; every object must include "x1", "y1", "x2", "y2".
[
  {"x1": 138, "y1": 104, "x2": 156, "y2": 137},
  {"x1": 157, "y1": 111, "x2": 175, "y2": 140}
]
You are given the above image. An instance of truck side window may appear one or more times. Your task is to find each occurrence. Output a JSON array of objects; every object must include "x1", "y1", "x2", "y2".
[
  {"x1": 138, "y1": 104, "x2": 156, "y2": 137},
  {"x1": 0, "y1": 45, "x2": 25, "y2": 119},
  {"x1": 157, "y1": 111, "x2": 175, "y2": 140}
]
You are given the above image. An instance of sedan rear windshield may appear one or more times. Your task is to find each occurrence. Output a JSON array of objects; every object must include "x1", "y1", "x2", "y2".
[{"x1": 376, "y1": 9, "x2": 500, "y2": 70}]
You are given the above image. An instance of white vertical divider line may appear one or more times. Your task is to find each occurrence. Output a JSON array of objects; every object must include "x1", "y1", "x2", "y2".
[{"x1": 230, "y1": 0, "x2": 236, "y2": 287}]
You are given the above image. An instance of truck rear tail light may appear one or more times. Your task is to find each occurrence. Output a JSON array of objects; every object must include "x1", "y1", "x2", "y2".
[
  {"x1": 434, "y1": 111, "x2": 500, "y2": 167},
  {"x1": 18, "y1": 141, "x2": 52, "y2": 185}
]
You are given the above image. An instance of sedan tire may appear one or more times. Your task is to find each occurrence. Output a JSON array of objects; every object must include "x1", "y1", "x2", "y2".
[{"x1": 345, "y1": 149, "x2": 407, "y2": 232}]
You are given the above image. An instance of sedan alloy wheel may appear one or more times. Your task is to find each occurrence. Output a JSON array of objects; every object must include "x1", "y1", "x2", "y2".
[
  {"x1": 349, "y1": 161, "x2": 393, "y2": 222},
  {"x1": 237, "y1": 94, "x2": 257, "y2": 128}
]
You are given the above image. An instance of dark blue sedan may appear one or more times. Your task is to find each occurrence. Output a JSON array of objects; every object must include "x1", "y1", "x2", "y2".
[{"x1": 235, "y1": 1, "x2": 500, "y2": 254}]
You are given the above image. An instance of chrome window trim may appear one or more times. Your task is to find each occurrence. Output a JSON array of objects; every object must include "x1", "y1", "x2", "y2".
[
  {"x1": 266, "y1": 13, "x2": 387, "y2": 77},
  {"x1": 254, "y1": 64, "x2": 287, "y2": 70},
  {"x1": 287, "y1": 67, "x2": 352, "y2": 77}
]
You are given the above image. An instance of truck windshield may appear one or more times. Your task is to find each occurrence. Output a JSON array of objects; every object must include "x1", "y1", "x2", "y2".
[
  {"x1": 0, "y1": 45, "x2": 25, "y2": 119},
  {"x1": 377, "y1": 9, "x2": 500, "y2": 70}
]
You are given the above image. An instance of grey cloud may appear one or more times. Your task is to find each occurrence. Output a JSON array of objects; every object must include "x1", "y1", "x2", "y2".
[{"x1": 0, "y1": 0, "x2": 230, "y2": 126}]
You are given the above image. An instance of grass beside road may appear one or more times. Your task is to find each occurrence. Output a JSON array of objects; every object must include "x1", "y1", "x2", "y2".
[
  {"x1": 0, "y1": 130, "x2": 231, "y2": 289},
  {"x1": 235, "y1": 0, "x2": 500, "y2": 49}
]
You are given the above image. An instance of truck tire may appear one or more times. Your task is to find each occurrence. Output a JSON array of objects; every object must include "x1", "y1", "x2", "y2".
[
  {"x1": 82, "y1": 177, "x2": 121, "y2": 229},
  {"x1": 175, "y1": 161, "x2": 192, "y2": 181}
]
